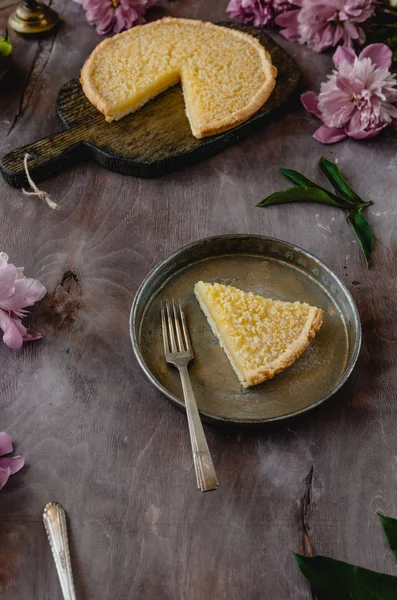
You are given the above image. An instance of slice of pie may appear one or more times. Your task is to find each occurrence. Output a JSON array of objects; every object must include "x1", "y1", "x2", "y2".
[
  {"x1": 80, "y1": 17, "x2": 277, "y2": 138},
  {"x1": 194, "y1": 282, "x2": 323, "y2": 388}
]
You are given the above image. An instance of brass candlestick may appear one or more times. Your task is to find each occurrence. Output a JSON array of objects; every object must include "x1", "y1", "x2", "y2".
[{"x1": 8, "y1": 0, "x2": 60, "y2": 35}]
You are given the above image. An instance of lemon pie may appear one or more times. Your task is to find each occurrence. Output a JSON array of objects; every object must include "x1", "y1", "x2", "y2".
[
  {"x1": 194, "y1": 282, "x2": 323, "y2": 388},
  {"x1": 80, "y1": 17, "x2": 277, "y2": 138}
]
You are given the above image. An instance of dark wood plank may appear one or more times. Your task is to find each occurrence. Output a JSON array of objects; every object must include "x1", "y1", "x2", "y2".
[{"x1": 1, "y1": 1, "x2": 397, "y2": 599}]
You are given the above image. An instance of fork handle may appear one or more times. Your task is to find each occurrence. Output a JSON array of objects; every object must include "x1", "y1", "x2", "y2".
[
  {"x1": 178, "y1": 366, "x2": 218, "y2": 492},
  {"x1": 43, "y1": 502, "x2": 77, "y2": 600}
]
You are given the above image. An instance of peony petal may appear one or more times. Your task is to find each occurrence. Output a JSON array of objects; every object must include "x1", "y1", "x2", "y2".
[
  {"x1": 85, "y1": 2, "x2": 115, "y2": 33},
  {"x1": 0, "y1": 263, "x2": 17, "y2": 303},
  {"x1": 22, "y1": 330, "x2": 43, "y2": 342},
  {"x1": 0, "y1": 311, "x2": 24, "y2": 349},
  {"x1": 309, "y1": 31, "x2": 335, "y2": 53},
  {"x1": 332, "y1": 23, "x2": 346, "y2": 47},
  {"x1": 313, "y1": 125, "x2": 347, "y2": 144},
  {"x1": 114, "y1": 8, "x2": 127, "y2": 32},
  {"x1": 343, "y1": 20, "x2": 360, "y2": 41},
  {"x1": 96, "y1": 15, "x2": 115, "y2": 34},
  {"x1": 8, "y1": 315, "x2": 42, "y2": 344},
  {"x1": 0, "y1": 277, "x2": 46, "y2": 311},
  {"x1": 359, "y1": 44, "x2": 393, "y2": 70},
  {"x1": 301, "y1": 91, "x2": 322, "y2": 118},
  {"x1": 275, "y1": 8, "x2": 300, "y2": 28},
  {"x1": 330, "y1": 103, "x2": 356, "y2": 128},
  {"x1": 347, "y1": 109, "x2": 365, "y2": 133},
  {"x1": 279, "y1": 26, "x2": 301, "y2": 42},
  {"x1": 347, "y1": 124, "x2": 386, "y2": 139},
  {"x1": 0, "y1": 432, "x2": 13, "y2": 456},
  {"x1": 0, "y1": 466, "x2": 10, "y2": 490},
  {"x1": 336, "y1": 75, "x2": 355, "y2": 93},
  {"x1": 357, "y1": 27, "x2": 366, "y2": 46},
  {"x1": 0, "y1": 456, "x2": 24, "y2": 475},
  {"x1": 333, "y1": 46, "x2": 356, "y2": 67},
  {"x1": 318, "y1": 84, "x2": 353, "y2": 127}
]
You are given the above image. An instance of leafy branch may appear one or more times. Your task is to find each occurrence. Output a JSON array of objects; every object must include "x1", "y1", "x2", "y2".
[
  {"x1": 295, "y1": 514, "x2": 397, "y2": 599},
  {"x1": 257, "y1": 157, "x2": 374, "y2": 265}
]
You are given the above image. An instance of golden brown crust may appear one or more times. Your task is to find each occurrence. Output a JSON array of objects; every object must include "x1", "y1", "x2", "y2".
[
  {"x1": 80, "y1": 35, "x2": 118, "y2": 122},
  {"x1": 245, "y1": 307, "x2": 323, "y2": 387},
  {"x1": 195, "y1": 281, "x2": 324, "y2": 389},
  {"x1": 185, "y1": 23, "x2": 277, "y2": 138},
  {"x1": 80, "y1": 17, "x2": 277, "y2": 136}
]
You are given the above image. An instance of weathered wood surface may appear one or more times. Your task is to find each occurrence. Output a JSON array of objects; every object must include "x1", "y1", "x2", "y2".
[{"x1": 0, "y1": 1, "x2": 397, "y2": 599}]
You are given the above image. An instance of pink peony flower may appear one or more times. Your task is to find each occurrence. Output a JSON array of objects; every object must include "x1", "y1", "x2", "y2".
[
  {"x1": 0, "y1": 252, "x2": 46, "y2": 349},
  {"x1": 275, "y1": 0, "x2": 300, "y2": 40},
  {"x1": 301, "y1": 44, "x2": 397, "y2": 143},
  {"x1": 74, "y1": 0, "x2": 157, "y2": 35},
  {"x1": 227, "y1": 0, "x2": 295, "y2": 27},
  {"x1": 276, "y1": 0, "x2": 374, "y2": 52},
  {"x1": 0, "y1": 432, "x2": 24, "y2": 491}
]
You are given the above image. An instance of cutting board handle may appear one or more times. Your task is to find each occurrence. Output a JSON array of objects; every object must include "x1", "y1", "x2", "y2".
[{"x1": 0, "y1": 127, "x2": 88, "y2": 188}]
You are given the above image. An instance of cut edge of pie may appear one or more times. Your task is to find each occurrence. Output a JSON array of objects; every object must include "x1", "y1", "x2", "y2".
[
  {"x1": 194, "y1": 281, "x2": 323, "y2": 388},
  {"x1": 80, "y1": 17, "x2": 277, "y2": 139}
]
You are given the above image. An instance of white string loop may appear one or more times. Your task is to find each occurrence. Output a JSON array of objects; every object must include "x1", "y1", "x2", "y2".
[{"x1": 22, "y1": 154, "x2": 60, "y2": 211}]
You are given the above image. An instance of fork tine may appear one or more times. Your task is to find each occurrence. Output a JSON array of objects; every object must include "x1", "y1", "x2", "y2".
[
  {"x1": 161, "y1": 303, "x2": 169, "y2": 356},
  {"x1": 179, "y1": 299, "x2": 192, "y2": 353},
  {"x1": 166, "y1": 299, "x2": 177, "y2": 352},
  {"x1": 173, "y1": 299, "x2": 185, "y2": 352}
]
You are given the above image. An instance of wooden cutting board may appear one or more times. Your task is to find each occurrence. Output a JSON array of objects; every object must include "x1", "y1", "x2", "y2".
[{"x1": 0, "y1": 24, "x2": 300, "y2": 188}]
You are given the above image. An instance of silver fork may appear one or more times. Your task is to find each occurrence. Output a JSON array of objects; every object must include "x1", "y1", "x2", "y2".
[{"x1": 161, "y1": 299, "x2": 218, "y2": 492}]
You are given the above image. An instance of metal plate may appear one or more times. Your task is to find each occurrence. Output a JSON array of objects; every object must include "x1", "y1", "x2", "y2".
[{"x1": 130, "y1": 235, "x2": 361, "y2": 424}]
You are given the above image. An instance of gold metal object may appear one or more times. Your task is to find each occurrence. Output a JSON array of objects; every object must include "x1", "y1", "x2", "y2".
[
  {"x1": 43, "y1": 502, "x2": 77, "y2": 600},
  {"x1": 8, "y1": 0, "x2": 59, "y2": 35},
  {"x1": 161, "y1": 298, "x2": 219, "y2": 492}
]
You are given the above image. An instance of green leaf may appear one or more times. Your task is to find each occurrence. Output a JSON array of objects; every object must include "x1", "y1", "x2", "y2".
[
  {"x1": 281, "y1": 168, "x2": 329, "y2": 190},
  {"x1": 257, "y1": 186, "x2": 347, "y2": 208},
  {"x1": 348, "y1": 207, "x2": 374, "y2": 264},
  {"x1": 281, "y1": 168, "x2": 352, "y2": 208},
  {"x1": 295, "y1": 554, "x2": 397, "y2": 600},
  {"x1": 0, "y1": 40, "x2": 12, "y2": 57},
  {"x1": 0, "y1": 28, "x2": 12, "y2": 57},
  {"x1": 320, "y1": 157, "x2": 363, "y2": 206},
  {"x1": 379, "y1": 515, "x2": 397, "y2": 561}
]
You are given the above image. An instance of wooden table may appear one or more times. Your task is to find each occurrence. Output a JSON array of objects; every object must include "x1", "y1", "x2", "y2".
[{"x1": 0, "y1": 1, "x2": 396, "y2": 598}]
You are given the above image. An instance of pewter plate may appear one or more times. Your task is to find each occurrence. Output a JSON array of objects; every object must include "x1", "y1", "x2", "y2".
[{"x1": 130, "y1": 235, "x2": 361, "y2": 424}]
